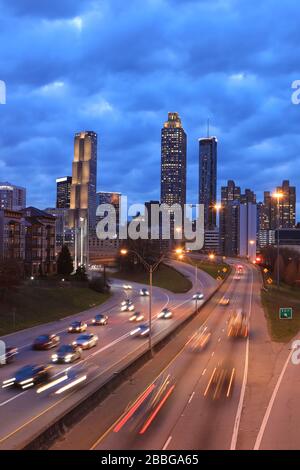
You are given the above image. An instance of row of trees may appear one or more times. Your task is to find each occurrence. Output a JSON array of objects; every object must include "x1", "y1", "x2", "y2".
[{"x1": 260, "y1": 246, "x2": 300, "y2": 287}]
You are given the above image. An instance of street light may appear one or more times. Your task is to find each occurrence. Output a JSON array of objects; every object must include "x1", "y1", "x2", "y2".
[
  {"x1": 272, "y1": 191, "x2": 283, "y2": 287},
  {"x1": 208, "y1": 253, "x2": 215, "y2": 261},
  {"x1": 120, "y1": 248, "x2": 164, "y2": 356}
]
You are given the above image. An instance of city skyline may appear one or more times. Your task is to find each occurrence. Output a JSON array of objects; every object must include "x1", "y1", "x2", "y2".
[{"x1": 1, "y1": 0, "x2": 300, "y2": 214}]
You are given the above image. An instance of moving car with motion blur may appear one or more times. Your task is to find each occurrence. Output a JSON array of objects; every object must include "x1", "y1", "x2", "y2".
[
  {"x1": 192, "y1": 292, "x2": 204, "y2": 301},
  {"x1": 204, "y1": 361, "x2": 235, "y2": 400},
  {"x1": 219, "y1": 297, "x2": 230, "y2": 306},
  {"x1": 32, "y1": 334, "x2": 60, "y2": 350},
  {"x1": 1, "y1": 347, "x2": 18, "y2": 365},
  {"x1": 120, "y1": 300, "x2": 135, "y2": 312},
  {"x1": 123, "y1": 284, "x2": 132, "y2": 290},
  {"x1": 139, "y1": 288, "x2": 149, "y2": 296},
  {"x1": 227, "y1": 309, "x2": 248, "y2": 338},
  {"x1": 68, "y1": 321, "x2": 87, "y2": 333},
  {"x1": 130, "y1": 323, "x2": 150, "y2": 337},
  {"x1": 158, "y1": 308, "x2": 173, "y2": 319},
  {"x1": 52, "y1": 344, "x2": 82, "y2": 363},
  {"x1": 92, "y1": 314, "x2": 108, "y2": 325},
  {"x1": 2, "y1": 364, "x2": 52, "y2": 389},
  {"x1": 73, "y1": 333, "x2": 98, "y2": 350},
  {"x1": 129, "y1": 312, "x2": 145, "y2": 322}
]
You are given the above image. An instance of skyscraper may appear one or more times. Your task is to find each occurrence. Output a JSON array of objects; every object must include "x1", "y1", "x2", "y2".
[
  {"x1": 161, "y1": 112, "x2": 187, "y2": 208},
  {"x1": 277, "y1": 180, "x2": 296, "y2": 228},
  {"x1": 199, "y1": 136, "x2": 217, "y2": 229},
  {"x1": 56, "y1": 176, "x2": 72, "y2": 209},
  {"x1": 0, "y1": 182, "x2": 26, "y2": 211},
  {"x1": 69, "y1": 131, "x2": 98, "y2": 267}
]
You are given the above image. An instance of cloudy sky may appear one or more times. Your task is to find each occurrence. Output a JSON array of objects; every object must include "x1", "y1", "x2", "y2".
[{"x1": 0, "y1": 0, "x2": 300, "y2": 218}]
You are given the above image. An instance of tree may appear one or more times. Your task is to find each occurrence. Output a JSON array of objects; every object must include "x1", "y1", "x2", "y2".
[
  {"x1": 89, "y1": 276, "x2": 110, "y2": 294},
  {"x1": 57, "y1": 245, "x2": 73, "y2": 277},
  {"x1": 0, "y1": 259, "x2": 24, "y2": 299},
  {"x1": 72, "y1": 265, "x2": 88, "y2": 282}
]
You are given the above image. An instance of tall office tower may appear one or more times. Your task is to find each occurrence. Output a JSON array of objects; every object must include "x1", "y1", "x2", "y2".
[
  {"x1": 161, "y1": 112, "x2": 187, "y2": 208},
  {"x1": 277, "y1": 180, "x2": 296, "y2": 228},
  {"x1": 0, "y1": 182, "x2": 26, "y2": 211},
  {"x1": 219, "y1": 180, "x2": 240, "y2": 254},
  {"x1": 56, "y1": 176, "x2": 72, "y2": 209},
  {"x1": 199, "y1": 136, "x2": 217, "y2": 229},
  {"x1": 240, "y1": 188, "x2": 256, "y2": 204},
  {"x1": 69, "y1": 131, "x2": 98, "y2": 268}
]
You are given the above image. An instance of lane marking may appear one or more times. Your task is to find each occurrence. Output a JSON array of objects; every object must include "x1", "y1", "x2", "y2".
[
  {"x1": 230, "y1": 264, "x2": 253, "y2": 450},
  {"x1": 253, "y1": 348, "x2": 293, "y2": 450},
  {"x1": 163, "y1": 435, "x2": 172, "y2": 450},
  {"x1": 188, "y1": 392, "x2": 195, "y2": 404},
  {"x1": 202, "y1": 368, "x2": 207, "y2": 376},
  {"x1": 0, "y1": 392, "x2": 26, "y2": 407}
]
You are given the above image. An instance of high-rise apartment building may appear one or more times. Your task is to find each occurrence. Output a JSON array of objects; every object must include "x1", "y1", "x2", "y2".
[
  {"x1": 0, "y1": 182, "x2": 26, "y2": 211},
  {"x1": 199, "y1": 136, "x2": 217, "y2": 229}
]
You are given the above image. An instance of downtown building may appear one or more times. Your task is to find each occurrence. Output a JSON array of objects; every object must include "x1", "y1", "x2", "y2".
[
  {"x1": 160, "y1": 112, "x2": 187, "y2": 246},
  {"x1": 68, "y1": 131, "x2": 98, "y2": 268},
  {"x1": 219, "y1": 180, "x2": 257, "y2": 261},
  {"x1": 0, "y1": 182, "x2": 26, "y2": 211},
  {"x1": 199, "y1": 136, "x2": 217, "y2": 230}
]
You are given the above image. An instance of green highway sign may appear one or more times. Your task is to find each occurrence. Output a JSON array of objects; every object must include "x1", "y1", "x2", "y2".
[{"x1": 279, "y1": 307, "x2": 293, "y2": 320}]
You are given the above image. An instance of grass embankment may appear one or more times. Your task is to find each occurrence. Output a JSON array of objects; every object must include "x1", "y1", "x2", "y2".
[
  {"x1": 262, "y1": 284, "x2": 300, "y2": 342},
  {"x1": 191, "y1": 260, "x2": 231, "y2": 280},
  {"x1": 0, "y1": 286, "x2": 111, "y2": 336},
  {"x1": 112, "y1": 263, "x2": 192, "y2": 294}
]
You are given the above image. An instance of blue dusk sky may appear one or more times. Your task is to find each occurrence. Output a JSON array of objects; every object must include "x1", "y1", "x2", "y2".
[{"x1": 0, "y1": 0, "x2": 300, "y2": 218}]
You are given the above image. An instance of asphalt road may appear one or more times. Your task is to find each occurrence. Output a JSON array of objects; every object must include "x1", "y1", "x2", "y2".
[
  {"x1": 53, "y1": 260, "x2": 257, "y2": 450},
  {"x1": 0, "y1": 262, "x2": 216, "y2": 449}
]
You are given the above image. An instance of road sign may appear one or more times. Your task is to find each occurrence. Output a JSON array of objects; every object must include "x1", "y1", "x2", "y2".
[{"x1": 279, "y1": 307, "x2": 293, "y2": 320}]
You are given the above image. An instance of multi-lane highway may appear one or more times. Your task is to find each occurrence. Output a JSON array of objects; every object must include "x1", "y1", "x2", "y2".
[
  {"x1": 0, "y1": 261, "x2": 216, "y2": 449},
  {"x1": 52, "y1": 259, "x2": 260, "y2": 450}
]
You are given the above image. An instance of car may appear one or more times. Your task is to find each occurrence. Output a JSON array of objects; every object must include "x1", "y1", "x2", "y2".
[
  {"x1": 227, "y1": 310, "x2": 248, "y2": 338},
  {"x1": 158, "y1": 308, "x2": 173, "y2": 319},
  {"x1": 129, "y1": 312, "x2": 145, "y2": 322},
  {"x1": 139, "y1": 288, "x2": 150, "y2": 296},
  {"x1": 233, "y1": 275, "x2": 241, "y2": 281},
  {"x1": 130, "y1": 323, "x2": 150, "y2": 337},
  {"x1": 68, "y1": 321, "x2": 87, "y2": 333},
  {"x1": 2, "y1": 364, "x2": 52, "y2": 389},
  {"x1": 219, "y1": 298, "x2": 230, "y2": 306},
  {"x1": 123, "y1": 284, "x2": 132, "y2": 290},
  {"x1": 1, "y1": 347, "x2": 18, "y2": 365},
  {"x1": 204, "y1": 361, "x2": 235, "y2": 400},
  {"x1": 52, "y1": 344, "x2": 82, "y2": 364},
  {"x1": 193, "y1": 292, "x2": 204, "y2": 301},
  {"x1": 32, "y1": 334, "x2": 60, "y2": 350},
  {"x1": 120, "y1": 301, "x2": 135, "y2": 312},
  {"x1": 73, "y1": 333, "x2": 98, "y2": 350},
  {"x1": 92, "y1": 314, "x2": 108, "y2": 325}
]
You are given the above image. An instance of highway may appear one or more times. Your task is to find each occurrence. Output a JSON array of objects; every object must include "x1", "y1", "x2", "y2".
[
  {"x1": 0, "y1": 261, "x2": 216, "y2": 449},
  {"x1": 52, "y1": 260, "x2": 259, "y2": 450}
]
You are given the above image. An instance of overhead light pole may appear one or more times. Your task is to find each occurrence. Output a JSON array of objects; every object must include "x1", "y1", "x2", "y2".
[
  {"x1": 272, "y1": 192, "x2": 283, "y2": 287},
  {"x1": 120, "y1": 248, "x2": 164, "y2": 356}
]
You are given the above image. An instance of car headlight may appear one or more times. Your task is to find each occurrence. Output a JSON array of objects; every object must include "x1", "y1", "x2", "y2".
[
  {"x1": 92, "y1": 319, "x2": 95, "y2": 323},
  {"x1": 68, "y1": 327, "x2": 72, "y2": 331},
  {"x1": 65, "y1": 354, "x2": 72, "y2": 362},
  {"x1": 52, "y1": 354, "x2": 58, "y2": 361}
]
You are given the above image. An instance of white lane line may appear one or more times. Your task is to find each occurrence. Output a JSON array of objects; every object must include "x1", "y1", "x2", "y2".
[
  {"x1": 0, "y1": 392, "x2": 26, "y2": 407},
  {"x1": 253, "y1": 348, "x2": 294, "y2": 450},
  {"x1": 202, "y1": 368, "x2": 207, "y2": 376},
  {"x1": 218, "y1": 337, "x2": 221, "y2": 342},
  {"x1": 230, "y1": 265, "x2": 253, "y2": 450},
  {"x1": 163, "y1": 436, "x2": 172, "y2": 450},
  {"x1": 211, "y1": 351, "x2": 215, "y2": 357},
  {"x1": 188, "y1": 392, "x2": 195, "y2": 404}
]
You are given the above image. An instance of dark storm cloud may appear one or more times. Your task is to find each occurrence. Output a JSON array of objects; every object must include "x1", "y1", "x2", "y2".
[{"x1": 0, "y1": 0, "x2": 300, "y2": 214}]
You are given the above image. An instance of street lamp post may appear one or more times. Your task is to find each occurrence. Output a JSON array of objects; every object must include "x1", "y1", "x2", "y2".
[
  {"x1": 120, "y1": 248, "x2": 164, "y2": 356},
  {"x1": 272, "y1": 192, "x2": 283, "y2": 287}
]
